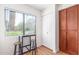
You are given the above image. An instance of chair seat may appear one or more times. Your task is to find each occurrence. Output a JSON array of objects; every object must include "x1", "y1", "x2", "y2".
[{"x1": 14, "y1": 41, "x2": 22, "y2": 45}]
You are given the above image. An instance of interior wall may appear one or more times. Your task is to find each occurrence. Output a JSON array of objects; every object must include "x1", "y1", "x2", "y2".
[
  {"x1": 58, "y1": 4, "x2": 75, "y2": 11},
  {"x1": 55, "y1": 4, "x2": 59, "y2": 53},
  {"x1": 42, "y1": 4, "x2": 57, "y2": 53},
  {"x1": 0, "y1": 4, "x2": 42, "y2": 55}
]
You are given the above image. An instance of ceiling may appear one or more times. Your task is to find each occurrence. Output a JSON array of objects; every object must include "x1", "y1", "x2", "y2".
[{"x1": 28, "y1": 4, "x2": 51, "y2": 11}]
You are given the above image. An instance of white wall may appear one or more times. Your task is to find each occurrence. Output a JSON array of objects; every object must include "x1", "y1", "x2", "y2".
[
  {"x1": 0, "y1": 4, "x2": 42, "y2": 55},
  {"x1": 58, "y1": 4, "x2": 75, "y2": 11},
  {"x1": 42, "y1": 5, "x2": 57, "y2": 53},
  {"x1": 42, "y1": 13, "x2": 52, "y2": 49}
]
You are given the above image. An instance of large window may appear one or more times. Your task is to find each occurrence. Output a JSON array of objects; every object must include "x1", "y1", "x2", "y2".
[
  {"x1": 5, "y1": 9, "x2": 36, "y2": 36},
  {"x1": 25, "y1": 15, "x2": 36, "y2": 35}
]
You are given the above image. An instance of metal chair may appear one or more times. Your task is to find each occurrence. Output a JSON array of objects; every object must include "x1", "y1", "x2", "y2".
[
  {"x1": 14, "y1": 35, "x2": 37, "y2": 55},
  {"x1": 14, "y1": 41, "x2": 22, "y2": 55},
  {"x1": 21, "y1": 35, "x2": 37, "y2": 55}
]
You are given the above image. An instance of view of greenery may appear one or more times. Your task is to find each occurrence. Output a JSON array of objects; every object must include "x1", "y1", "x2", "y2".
[
  {"x1": 6, "y1": 31, "x2": 23, "y2": 36},
  {"x1": 5, "y1": 9, "x2": 36, "y2": 36}
]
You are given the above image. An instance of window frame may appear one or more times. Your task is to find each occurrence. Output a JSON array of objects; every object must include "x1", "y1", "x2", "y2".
[{"x1": 4, "y1": 8, "x2": 36, "y2": 36}]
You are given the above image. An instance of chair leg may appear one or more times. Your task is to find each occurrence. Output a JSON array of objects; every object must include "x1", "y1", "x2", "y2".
[
  {"x1": 31, "y1": 41, "x2": 34, "y2": 55},
  {"x1": 20, "y1": 44, "x2": 23, "y2": 55},
  {"x1": 35, "y1": 36, "x2": 37, "y2": 55},
  {"x1": 29, "y1": 36, "x2": 31, "y2": 52},
  {"x1": 35, "y1": 48, "x2": 37, "y2": 55},
  {"x1": 14, "y1": 45, "x2": 17, "y2": 55},
  {"x1": 32, "y1": 41, "x2": 37, "y2": 55},
  {"x1": 19, "y1": 44, "x2": 20, "y2": 55},
  {"x1": 19, "y1": 44, "x2": 23, "y2": 55}
]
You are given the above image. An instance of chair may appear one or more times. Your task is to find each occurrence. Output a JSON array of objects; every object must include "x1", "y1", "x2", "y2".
[
  {"x1": 14, "y1": 41, "x2": 22, "y2": 55},
  {"x1": 13, "y1": 35, "x2": 37, "y2": 55},
  {"x1": 21, "y1": 35, "x2": 37, "y2": 55}
]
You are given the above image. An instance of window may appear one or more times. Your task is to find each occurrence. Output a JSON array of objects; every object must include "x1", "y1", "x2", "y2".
[
  {"x1": 25, "y1": 15, "x2": 36, "y2": 35},
  {"x1": 5, "y1": 9, "x2": 36, "y2": 36}
]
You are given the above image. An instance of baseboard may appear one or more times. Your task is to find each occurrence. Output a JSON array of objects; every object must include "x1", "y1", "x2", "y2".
[{"x1": 41, "y1": 45, "x2": 53, "y2": 51}]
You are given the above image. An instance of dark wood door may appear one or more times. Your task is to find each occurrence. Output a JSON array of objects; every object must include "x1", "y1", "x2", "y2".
[
  {"x1": 67, "y1": 31, "x2": 77, "y2": 54},
  {"x1": 59, "y1": 9, "x2": 66, "y2": 30},
  {"x1": 77, "y1": 5, "x2": 79, "y2": 54},
  {"x1": 67, "y1": 6, "x2": 77, "y2": 31},
  {"x1": 77, "y1": 32, "x2": 79, "y2": 54},
  {"x1": 59, "y1": 5, "x2": 78, "y2": 55},
  {"x1": 66, "y1": 5, "x2": 78, "y2": 54},
  {"x1": 77, "y1": 5, "x2": 79, "y2": 32},
  {"x1": 59, "y1": 9, "x2": 67, "y2": 52},
  {"x1": 59, "y1": 31, "x2": 66, "y2": 52}
]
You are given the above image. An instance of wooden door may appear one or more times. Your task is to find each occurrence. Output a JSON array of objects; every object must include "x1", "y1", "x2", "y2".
[
  {"x1": 77, "y1": 32, "x2": 79, "y2": 54},
  {"x1": 67, "y1": 6, "x2": 77, "y2": 30},
  {"x1": 59, "y1": 9, "x2": 67, "y2": 52},
  {"x1": 66, "y1": 5, "x2": 78, "y2": 54},
  {"x1": 59, "y1": 31, "x2": 66, "y2": 52},
  {"x1": 59, "y1": 9, "x2": 66, "y2": 30},
  {"x1": 77, "y1": 5, "x2": 79, "y2": 54},
  {"x1": 67, "y1": 31, "x2": 77, "y2": 54}
]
